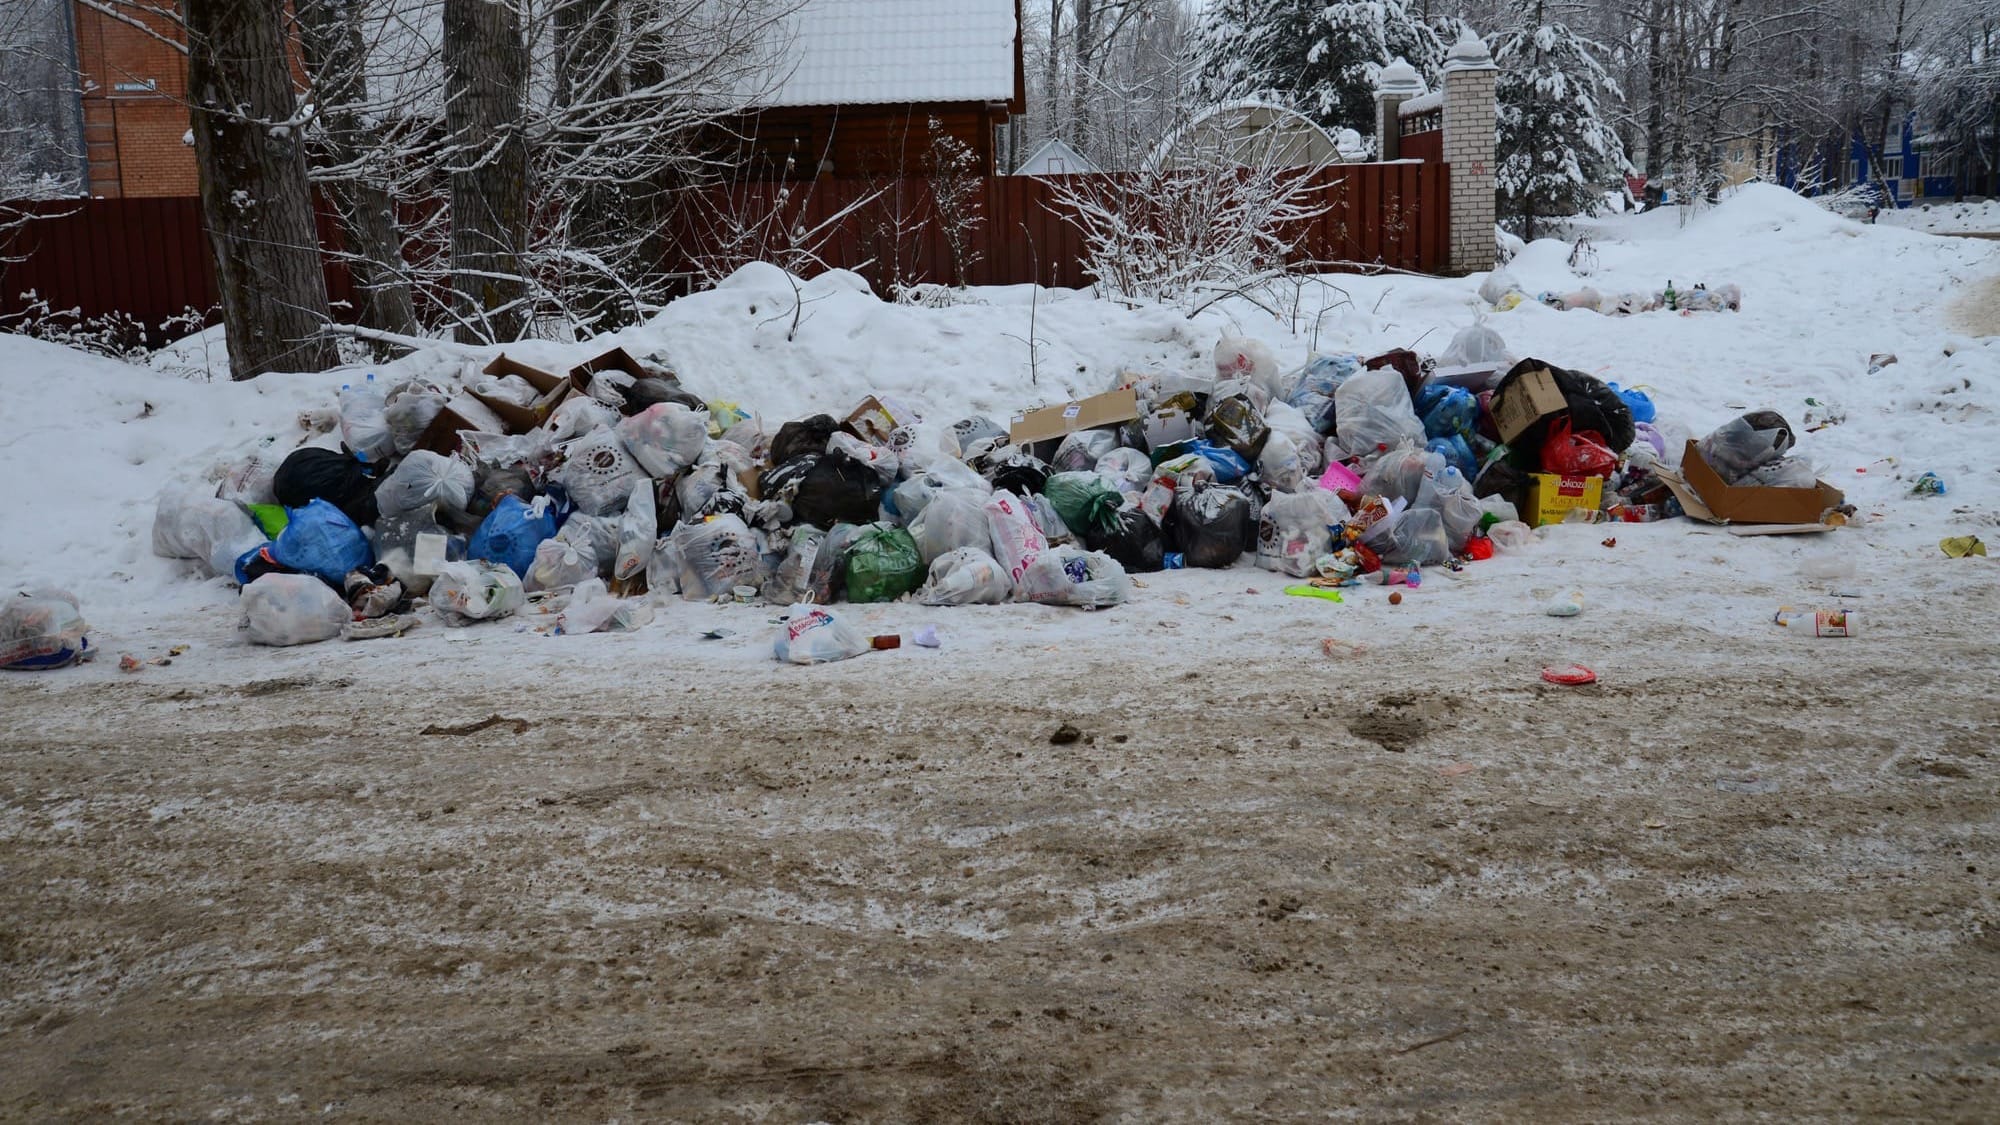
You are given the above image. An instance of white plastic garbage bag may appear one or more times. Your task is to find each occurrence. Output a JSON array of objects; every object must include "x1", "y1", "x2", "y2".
[
  {"x1": 1051, "y1": 429, "x2": 1118, "y2": 474},
  {"x1": 1018, "y1": 546, "x2": 1130, "y2": 609},
  {"x1": 1257, "y1": 430, "x2": 1306, "y2": 492},
  {"x1": 616, "y1": 402, "x2": 708, "y2": 478},
  {"x1": 984, "y1": 489, "x2": 1047, "y2": 585},
  {"x1": 1257, "y1": 488, "x2": 1349, "y2": 577},
  {"x1": 671, "y1": 514, "x2": 764, "y2": 600},
  {"x1": 1214, "y1": 335, "x2": 1284, "y2": 402},
  {"x1": 152, "y1": 489, "x2": 267, "y2": 580},
  {"x1": 525, "y1": 538, "x2": 595, "y2": 592},
  {"x1": 1439, "y1": 317, "x2": 1509, "y2": 367},
  {"x1": 430, "y1": 560, "x2": 525, "y2": 625},
  {"x1": 555, "y1": 426, "x2": 642, "y2": 516},
  {"x1": 613, "y1": 484, "x2": 657, "y2": 581},
  {"x1": 916, "y1": 546, "x2": 1012, "y2": 606},
  {"x1": 773, "y1": 603, "x2": 871, "y2": 664},
  {"x1": 0, "y1": 588, "x2": 90, "y2": 668},
  {"x1": 1335, "y1": 367, "x2": 1424, "y2": 464},
  {"x1": 241, "y1": 573, "x2": 349, "y2": 646},
  {"x1": 908, "y1": 487, "x2": 993, "y2": 565},
  {"x1": 375, "y1": 450, "x2": 475, "y2": 517},
  {"x1": 557, "y1": 578, "x2": 655, "y2": 634},
  {"x1": 1094, "y1": 447, "x2": 1153, "y2": 492},
  {"x1": 338, "y1": 377, "x2": 394, "y2": 463},
  {"x1": 762, "y1": 526, "x2": 826, "y2": 605}
]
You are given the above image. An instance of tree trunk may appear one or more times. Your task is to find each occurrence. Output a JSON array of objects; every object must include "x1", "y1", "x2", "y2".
[
  {"x1": 443, "y1": 0, "x2": 530, "y2": 343},
  {"x1": 1071, "y1": 0, "x2": 1094, "y2": 157},
  {"x1": 553, "y1": 0, "x2": 634, "y2": 332},
  {"x1": 184, "y1": 0, "x2": 338, "y2": 379},
  {"x1": 297, "y1": 0, "x2": 419, "y2": 343},
  {"x1": 1642, "y1": 0, "x2": 1664, "y2": 180},
  {"x1": 1044, "y1": 0, "x2": 1063, "y2": 143}
]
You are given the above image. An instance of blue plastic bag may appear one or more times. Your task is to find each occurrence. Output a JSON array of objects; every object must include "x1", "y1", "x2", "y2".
[
  {"x1": 1285, "y1": 353, "x2": 1359, "y2": 407},
  {"x1": 1609, "y1": 382, "x2": 1656, "y2": 424},
  {"x1": 1419, "y1": 386, "x2": 1478, "y2": 440},
  {"x1": 1426, "y1": 435, "x2": 1478, "y2": 481},
  {"x1": 272, "y1": 499, "x2": 373, "y2": 586},
  {"x1": 470, "y1": 494, "x2": 559, "y2": 577},
  {"x1": 1188, "y1": 440, "x2": 1252, "y2": 483}
]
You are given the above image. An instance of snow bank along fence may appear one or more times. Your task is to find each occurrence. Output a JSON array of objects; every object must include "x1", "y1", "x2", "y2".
[{"x1": 0, "y1": 163, "x2": 1449, "y2": 342}]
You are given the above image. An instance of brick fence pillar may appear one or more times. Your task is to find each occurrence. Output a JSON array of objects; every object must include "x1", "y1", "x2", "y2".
[
  {"x1": 1373, "y1": 57, "x2": 1423, "y2": 162},
  {"x1": 1441, "y1": 29, "x2": 1497, "y2": 274}
]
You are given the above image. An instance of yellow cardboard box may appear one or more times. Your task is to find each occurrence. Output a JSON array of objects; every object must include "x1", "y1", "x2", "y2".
[{"x1": 1524, "y1": 472, "x2": 1604, "y2": 526}]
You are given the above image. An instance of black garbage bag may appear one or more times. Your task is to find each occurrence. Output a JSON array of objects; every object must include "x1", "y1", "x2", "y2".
[
  {"x1": 623, "y1": 377, "x2": 707, "y2": 415},
  {"x1": 1496, "y1": 358, "x2": 1636, "y2": 455},
  {"x1": 791, "y1": 450, "x2": 882, "y2": 529},
  {"x1": 274, "y1": 447, "x2": 380, "y2": 526},
  {"x1": 1083, "y1": 502, "x2": 1165, "y2": 573},
  {"x1": 1169, "y1": 482, "x2": 1252, "y2": 568},
  {"x1": 759, "y1": 454, "x2": 822, "y2": 510},
  {"x1": 771, "y1": 414, "x2": 847, "y2": 465},
  {"x1": 986, "y1": 451, "x2": 1050, "y2": 497}
]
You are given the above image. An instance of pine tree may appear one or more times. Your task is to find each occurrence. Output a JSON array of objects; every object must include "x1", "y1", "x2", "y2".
[
  {"x1": 1195, "y1": 0, "x2": 1442, "y2": 141},
  {"x1": 1489, "y1": 0, "x2": 1629, "y2": 239}
]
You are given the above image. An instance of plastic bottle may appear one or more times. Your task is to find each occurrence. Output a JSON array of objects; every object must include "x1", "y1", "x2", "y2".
[{"x1": 1163, "y1": 552, "x2": 1186, "y2": 569}]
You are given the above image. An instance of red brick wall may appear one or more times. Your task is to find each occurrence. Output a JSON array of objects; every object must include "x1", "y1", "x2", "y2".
[{"x1": 72, "y1": 1, "x2": 196, "y2": 198}]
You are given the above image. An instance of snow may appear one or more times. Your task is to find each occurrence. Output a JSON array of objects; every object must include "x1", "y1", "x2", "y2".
[
  {"x1": 1878, "y1": 200, "x2": 2000, "y2": 236},
  {"x1": 1, "y1": 183, "x2": 1996, "y2": 690}
]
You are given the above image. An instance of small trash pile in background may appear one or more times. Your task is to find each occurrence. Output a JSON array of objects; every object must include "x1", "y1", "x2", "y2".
[
  {"x1": 1479, "y1": 270, "x2": 1743, "y2": 316},
  {"x1": 132, "y1": 323, "x2": 1858, "y2": 667}
]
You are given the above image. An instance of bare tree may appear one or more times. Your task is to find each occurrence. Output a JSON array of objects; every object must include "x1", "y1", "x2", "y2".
[
  {"x1": 184, "y1": 0, "x2": 339, "y2": 378},
  {"x1": 442, "y1": 0, "x2": 531, "y2": 342}
]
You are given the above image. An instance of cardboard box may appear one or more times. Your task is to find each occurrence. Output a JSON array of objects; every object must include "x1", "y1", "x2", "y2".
[
  {"x1": 1009, "y1": 388, "x2": 1141, "y2": 446},
  {"x1": 414, "y1": 393, "x2": 510, "y2": 455},
  {"x1": 472, "y1": 354, "x2": 575, "y2": 433},
  {"x1": 847, "y1": 394, "x2": 922, "y2": 445},
  {"x1": 1659, "y1": 440, "x2": 1846, "y2": 526},
  {"x1": 569, "y1": 346, "x2": 653, "y2": 386},
  {"x1": 1524, "y1": 471, "x2": 1605, "y2": 526},
  {"x1": 1491, "y1": 366, "x2": 1568, "y2": 445}
]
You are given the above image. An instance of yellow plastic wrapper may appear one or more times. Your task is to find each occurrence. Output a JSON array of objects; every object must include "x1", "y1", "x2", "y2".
[{"x1": 1940, "y1": 535, "x2": 1987, "y2": 558}]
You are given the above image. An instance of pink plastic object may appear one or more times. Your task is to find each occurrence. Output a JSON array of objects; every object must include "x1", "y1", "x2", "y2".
[{"x1": 1318, "y1": 460, "x2": 1362, "y2": 494}]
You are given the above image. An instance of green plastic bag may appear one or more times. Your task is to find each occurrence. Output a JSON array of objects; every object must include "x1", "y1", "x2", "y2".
[
  {"x1": 1042, "y1": 471, "x2": 1123, "y2": 537},
  {"x1": 842, "y1": 524, "x2": 923, "y2": 603},
  {"x1": 246, "y1": 503, "x2": 289, "y2": 539}
]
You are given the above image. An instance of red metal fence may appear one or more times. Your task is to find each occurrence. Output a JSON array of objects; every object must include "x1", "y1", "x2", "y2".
[{"x1": 1, "y1": 161, "x2": 1449, "y2": 342}]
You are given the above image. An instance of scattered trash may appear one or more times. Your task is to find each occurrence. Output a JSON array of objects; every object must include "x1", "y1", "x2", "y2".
[
  {"x1": 6, "y1": 592, "x2": 96, "y2": 670},
  {"x1": 1867, "y1": 353, "x2": 1897, "y2": 373},
  {"x1": 1941, "y1": 536, "x2": 1987, "y2": 558},
  {"x1": 1715, "y1": 775, "x2": 1778, "y2": 794},
  {"x1": 912, "y1": 624, "x2": 941, "y2": 648},
  {"x1": 119, "y1": 653, "x2": 142, "y2": 673},
  {"x1": 1283, "y1": 585, "x2": 1344, "y2": 602},
  {"x1": 1814, "y1": 609, "x2": 1856, "y2": 638},
  {"x1": 1388, "y1": 590, "x2": 1403, "y2": 605},
  {"x1": 870, "y1": 633, "x2": 902, "y2": 650},
  {"x1": 1911, "y1": 472, "x2": 1946, "y2": 496},
  {"x1": 1600, "y1": 536, "x2": 1617, "y2": 548},
  {"x1": 772, "y1": 603, "x2": 871, "y2": 664},
  {"x1": 344, "y1": 614, "x2": 420, "y2": 640},
  {"x1": 700, "y1": 628, "x2": 734, "y2": 640},
  {"x1": 1545, "y1": 591, "x2": 1585, "y2": 617},
  {"x1": 1541, "y1": 663, "x2": 1597, "y2": 685},
  {"x1": 1319, "y1": 637, "x2": 1368, "y2": 657},
  {"x1": 1049, "y1": 722, "x2": 1082, "y2": 745}
]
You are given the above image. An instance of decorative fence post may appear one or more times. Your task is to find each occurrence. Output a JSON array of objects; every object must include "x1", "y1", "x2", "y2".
[
  {"x1": 1441, "y1": 29, "x2": 1497, "y2": 274},
  {"x1": 1373, "y1": 57, "x2": 1424, "y2": 163}
]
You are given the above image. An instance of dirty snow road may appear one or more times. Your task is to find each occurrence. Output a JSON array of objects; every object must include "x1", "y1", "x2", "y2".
[{"x1": 4, "y1": 559, "x2": 1997, "y2": 1120}]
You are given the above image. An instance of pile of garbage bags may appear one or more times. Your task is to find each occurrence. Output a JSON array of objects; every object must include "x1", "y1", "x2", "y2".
[{"x1": 145, "y1": 329, "x2": 1822, "y2": 656}]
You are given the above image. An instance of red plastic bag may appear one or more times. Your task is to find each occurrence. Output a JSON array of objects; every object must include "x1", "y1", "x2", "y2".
[{"x1": 1540, "y1": 418, "x2": 1617, "y2": 477}]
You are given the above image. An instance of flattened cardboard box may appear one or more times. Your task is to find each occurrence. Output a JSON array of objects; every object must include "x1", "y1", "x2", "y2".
[
  {"x1": 1657, "y1": 440, "x2": 1845, "y2": 526},
  {"x1": 1491, "y1": 367, "x2": 1567, "y2": 445},
  {"x1": 1009, "y1": 388, "x2": 1141, "y2": 446},
  {"x1": 473, "y1": 354, "x2": 576, "y2": 433},
  {"x1": 414, "y1": 393, "x2": 509, "y2": 455}
]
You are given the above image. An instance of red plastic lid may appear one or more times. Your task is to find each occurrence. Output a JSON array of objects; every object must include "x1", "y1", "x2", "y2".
[{"x1": 1541, "y1": 663, "x2": 1598, "y2": 686}]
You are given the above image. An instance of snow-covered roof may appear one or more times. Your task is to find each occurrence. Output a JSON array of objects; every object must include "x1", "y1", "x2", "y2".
[
  {"x1": 752, "y1": 0, "x2": 1018, "y2": 110},
  {"x1": 1013, "y1": 139, "x2": 1098, "y2": 175}
]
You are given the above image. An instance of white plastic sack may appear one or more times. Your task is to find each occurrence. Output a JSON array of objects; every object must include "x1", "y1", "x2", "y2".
[
  {"x1": 1740, "y1": 456, "x2": 1819, "y2": 488},
  {"x1": 0, "y1": 588, "x2": 90, "y2": 668},
  {"x1": 216, "y1": 447, "x2": 281, "y2": 505},
  {"x1": 614, "y1": 484, "x2": 657, "y2": 581},
  {"x1": 646, "y1": 534, "x2": 682, "y2": 599},
  {"x1": 430, "y1": 560, "x2": 525, "y2": 624},
  {"x1": 1361, "y1": 505, "x2": 1449, "y2": 566},
  {"x1": 1018, "y1": 546, "x2": 1130, "y2": 609},
  {"x1": 908, "y1": 487, "x2": 992, "y2": 566},
  {"x1": 1257, "y1": 489, "x2": 1349, "y2": 577},
  {"x1": 1214, "y1": 336, "x2": 1284, "y2": 403},
  {"x1": 916, "y1": 546, "x2": 1012, "y2": 606},
  {"x1": 558, "y1": 579, "x2": 655, "y2": 634},
  {"x1": 1094, "y1": 447, "x2": 1153, "y2": 492},
  {"x1": 555, "y1": 426, "x2": 642, "y2": 516},
  {"x1": 773, "y1": 603, "x2": 871, "y2": 664},
  {"x1": 1051, "y1": 429, "x2": 1118, "y2": 474},
  {"x1": 554, "y1": 512, "x2": 617, "y2": 577},
  {"x1": 762, "y1": 526, "x2": 825, "y2": 605},
  {"x1": 152, "y1": 490, "x2": 267, "y2": 579},
  {"x1": 671, "y1": 514, "x2": 763, "y2": 600},
  {"x1": 1257, "y1": 430, "x2": 1306, "y2": 492},
  {"x1": 1261, "y1": 400, "x2": 1323, "y2": 475},
  {"x1": 1362, "y1": 448, "x2": 1443, "y2": 504},
  {"x1": 525, "y1": 538, "x2": 595, "y2": 592},
  {"x1": 338, "y1": 379, "x2": 394, "y2": 463},
  {"x1": 1335, "y1": 368, "x2": 1425, "y2": 465},
  {"x1": 985, "y1": 489, "x2": 1048, "y2": 584},
  {"x1": 375, "y1": 450, "x2": 474, "y2": 518},
  {"x1": 616, "y1": 402, "x2": 708, "y2": 478},
  {"x1": 1421, "y1": 466, "x2": 1485, "y2": 550},
  {"x1": 1478, "y1": 269, "x2": 1519, "y2": 307},
  {"x1": 546, "y1": 395, "x2": 622, "y2": 443},
  {"x1": 827, "y1": 432, "x2": 899, "y2": 482},
  {"x1": 1440, "y1": 317, "x2": 1509, "y2": 367},
  {"x1": 383, "y1": 384, "x2": 447, "y2": 455},
  {"x1": 241, "y1": 573, "x2": 349, "y2": 646}
]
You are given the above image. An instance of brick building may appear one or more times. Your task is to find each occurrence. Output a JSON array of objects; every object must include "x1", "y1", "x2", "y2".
[{"x1": 68, "y1": 0, "x2": 198, "y2": 197}]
